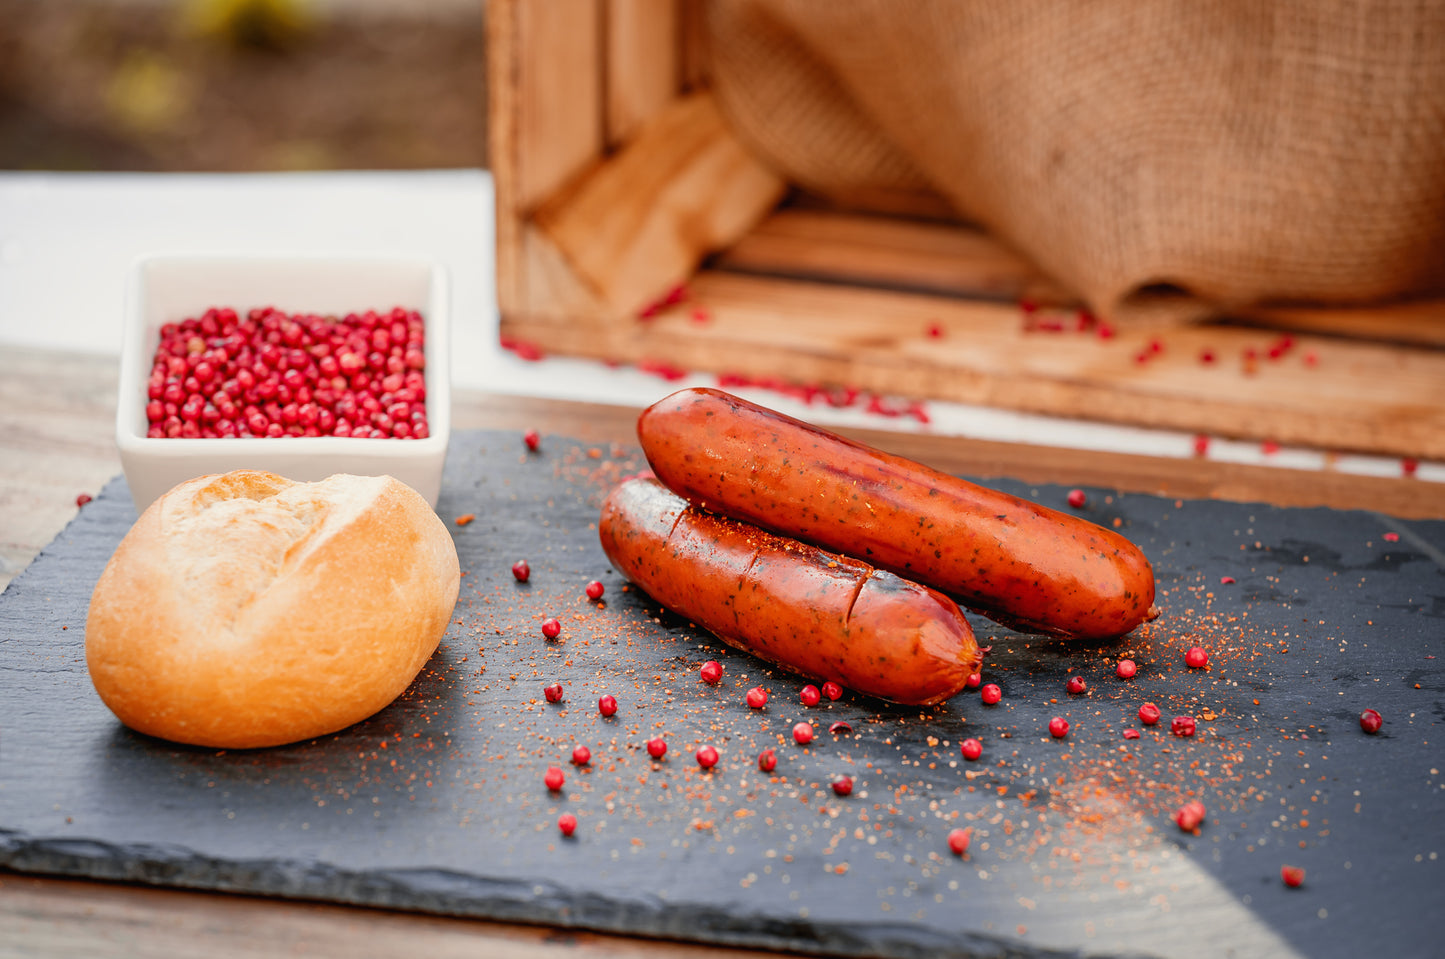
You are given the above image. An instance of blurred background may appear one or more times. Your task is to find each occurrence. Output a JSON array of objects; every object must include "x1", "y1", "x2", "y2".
[{"x1": 0, "y1": 0, "x2": 487, "y2": 171}]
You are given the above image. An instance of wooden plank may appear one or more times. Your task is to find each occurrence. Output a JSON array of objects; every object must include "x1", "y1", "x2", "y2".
[
  {"x1": 452, "y1": 392, "x2": 1445, "y2": 519},
  {"x1": 498, "y1": 270, "x2": 1445, "y2": 461},
  {"x1": 712, "y1": 207, "x2": 1071, "y2": 303},
  {"x1": 519, "y1": 221, "x2": 609, "y2": 324},
  {"x1": 1230, "y1": 297, "x2": 1445, "y2": 349},
  {"x1": 605, "y1": 0, "x2": 680, "y2": 148},
  {"x1": 488, "y1": 0, "x2": 605, "y2": 319},
  {"x1": 0, "y1": 347, "x2": 120, "y2": 592},
  {"x1": 677, "y1": 0, "x2": 708, "y2": 91},
  {"x1": 0, "y1": 875, "x2": 792, "y2": 959},
  {"x1": 513, "y1": 0, "x2": 604, "y2": 214},
  {"x1": 534, "y1": 91, "x2": 786, "y2": 317}
]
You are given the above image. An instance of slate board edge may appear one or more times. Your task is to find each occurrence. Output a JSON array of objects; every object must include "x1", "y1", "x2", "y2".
[{"x1": 0, "y1": 830, "x2": 1129, "y2": 959}]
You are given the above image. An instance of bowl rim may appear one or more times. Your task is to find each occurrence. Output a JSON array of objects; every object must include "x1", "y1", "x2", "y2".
[{"x1": 116, "y1": 251, "x2": 451, "y2": 459}]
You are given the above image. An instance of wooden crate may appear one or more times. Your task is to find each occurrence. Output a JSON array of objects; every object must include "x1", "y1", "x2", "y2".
[{"x1": 487, "y1": 0, "x2": 1445, "y2": 462}]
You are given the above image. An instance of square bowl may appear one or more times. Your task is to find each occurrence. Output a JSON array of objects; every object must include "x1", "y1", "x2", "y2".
[{"x1": 117, "y1": 254, "x2": 451, "y2": 514}]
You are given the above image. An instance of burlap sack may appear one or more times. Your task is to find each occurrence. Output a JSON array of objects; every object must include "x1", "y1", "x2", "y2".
[{"x1": 705, "y1": 0, "x2": 1445, "y2": 328}]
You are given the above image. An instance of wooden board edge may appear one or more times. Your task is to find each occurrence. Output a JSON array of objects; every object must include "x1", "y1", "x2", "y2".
[{"x1": 453, "y1": 391, "x2": 1445, "y2": 520}]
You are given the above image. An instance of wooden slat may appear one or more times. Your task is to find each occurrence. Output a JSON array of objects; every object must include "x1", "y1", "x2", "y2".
[
  {"x1": 1230, "y1": 298, "x2": 1445, "y2": 349},
  {"x1": 677, "y1": 0, "x2": 709, "y2": 91},
  {"x1": 498, "y1": 270, "x2": 1445, "y2": 461},
  {"x1": 513, "y1": 0, "x2": 604, "y2": 213},
  {"x1": 534, "y1": 91, "x2": 786, "y2": 317},
  {"x1": 712, "y1": 207, "x2": 1071, "y2": 303},
  {"x1": 488, "y1": 0, "x2": 605, "y2": 319},
  {"x1": 605, "y1": 0, "x2": 680, "y2": 147},
  {"x1": 519, "y1": 222, "x2": 609, "y2": 323}
]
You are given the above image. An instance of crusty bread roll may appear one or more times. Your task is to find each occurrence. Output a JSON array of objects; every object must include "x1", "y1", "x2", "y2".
[{"x1": 85, "y1": 470, "x2": 460, "y2": 749}]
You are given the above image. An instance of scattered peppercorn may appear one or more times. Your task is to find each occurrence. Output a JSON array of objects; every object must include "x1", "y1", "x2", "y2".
[
  {"x1": 543, "y1": 767, "x2": 565, "y2": 791},
  {"x1": 800, "y1": 684, "x2": 821, "y2": 707},
  {"x1": 511, "y1": 560, "x2": 530, "y2": 582},
  {"x1": 1360, "y1": 709, "x2": 1383, "y2": 734},
  {"x1": 557, "y1": 813, "x2": 577, "y2": 837},
  {"x1": 1175, "y1": 801, "x2": 1206, "y2": 832},
  {"x1": 947, "y1": 828, "x2": 972, "y2": 856},
  {"x1": 792, "y1": 722, "x2": 814, "y2": 745},
  {"x1": 699, "y1": 660, "x2": 723, "y2": 685},
  {"x1": 746, "y1": 687, "x2": 768, "y2": 709},
  {"x1": 1116, "y1": 659, "x2": 1137, "y2": 680},
  {"x1": 961, "y1": 738, "x2": 982, "y2": 761},
  {"x1": 981, "y1": 684, "x2": 1002, "y2": 705},
  {"x1": 598, "y1": 694, "x2": 618, "y2": 717},
  {"x1": 541, "y1": 618, "x2": 561, "y2": 640},
  {"x1": 585, "y1": 580, "x2": 605, "y2": 601},
  {"x1": 1048, "y1": 717, "x2": 1070, "y2": 738}
]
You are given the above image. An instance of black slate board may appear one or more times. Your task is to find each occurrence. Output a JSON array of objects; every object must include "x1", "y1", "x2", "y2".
[{"x1": 2, "y1": 431, "x2": 1442, "y2": 959}]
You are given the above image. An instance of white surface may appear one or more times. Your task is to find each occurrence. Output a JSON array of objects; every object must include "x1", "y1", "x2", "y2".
[
  {"x1": 115, "y1": 253, "x2": 450, "y2": 512},
  {"x1": 1, "y1": 169, "x2": 1438, "y2": 484}
]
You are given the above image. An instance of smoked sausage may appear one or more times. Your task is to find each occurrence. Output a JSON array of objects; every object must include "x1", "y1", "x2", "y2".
[
  {"x1": 599, "y1": 477, "x2": 982, "y2": 706},
  {"x1": 637, "y1": 388, "x2": 1158, "y2": 640}
]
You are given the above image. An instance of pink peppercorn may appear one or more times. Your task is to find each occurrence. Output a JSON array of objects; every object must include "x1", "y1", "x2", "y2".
[
  {"x1": 960, "y1": 739, "x2": 982, "y2": 761},
  {"x1": 1116, "y1": 659, "x2": 1137, "y2": 680},
  {"x1": 1175, "y1": 801, "x2": 1206, "y2": 832},
  {"x1": 1171, "y1": 715, "x2": 1197, "y2": 737},
  {"x1": 1359, "y1": 709, "x2": 1383, "y2": 734},
  {"x1": 981, "y1": 684, "x2": 1002, "y2": 705}
]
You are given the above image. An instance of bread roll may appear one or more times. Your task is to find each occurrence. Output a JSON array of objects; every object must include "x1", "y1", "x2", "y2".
[{"x1": 85, "y1": 470, "x2": 460, "y2": 749}]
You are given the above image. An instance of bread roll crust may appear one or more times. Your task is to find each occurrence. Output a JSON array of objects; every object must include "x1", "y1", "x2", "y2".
[{"x1": 85, "y1": 470, "x2": 460, "y2": 748}]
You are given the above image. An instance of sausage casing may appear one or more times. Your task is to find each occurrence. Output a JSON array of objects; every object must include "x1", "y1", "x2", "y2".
[
  {"x1": 637, "y1": 388, "x2": 1157, "y2": 640},
  {"x1": 599, "y1": 477, "x2": 982, "y2": 706}
]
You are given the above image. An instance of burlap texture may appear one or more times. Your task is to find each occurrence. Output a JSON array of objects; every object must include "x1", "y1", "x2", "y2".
[{"x1": 705, "y1": 0, "x2": 1445, "y2": 327}]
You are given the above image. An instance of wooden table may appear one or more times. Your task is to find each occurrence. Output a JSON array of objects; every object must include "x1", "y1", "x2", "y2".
[{"x1": 2, "y1": 344, "x2": 1440, "y2": 957}]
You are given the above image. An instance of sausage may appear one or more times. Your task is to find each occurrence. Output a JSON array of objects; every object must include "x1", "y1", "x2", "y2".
[
  {"x1": 599, "y1": 477, "x2": 982, "y2": 706},
  {"x1": 637, "y1": 388, "x2": 1158, "y2": 640}
]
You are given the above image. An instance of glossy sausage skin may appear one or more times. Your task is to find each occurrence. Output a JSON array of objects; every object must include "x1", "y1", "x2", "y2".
[
  {"x1": 637, "y1": 388, "x2": 1158, "y2": 640},
  {"x1": 599, "y1": 478, "x2": 982, "y2": 706}
]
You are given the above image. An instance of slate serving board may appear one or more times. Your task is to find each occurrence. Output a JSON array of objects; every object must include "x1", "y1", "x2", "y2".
[{"x1": 2, "y1": 430, "x2": 1441, "y2": 959}]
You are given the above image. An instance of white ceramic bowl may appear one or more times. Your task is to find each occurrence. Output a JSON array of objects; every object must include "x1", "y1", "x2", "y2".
[{"x1": 117, "y1": 254, "x2": 451, "y2": 514}]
